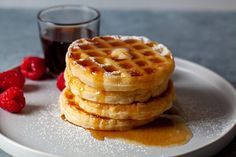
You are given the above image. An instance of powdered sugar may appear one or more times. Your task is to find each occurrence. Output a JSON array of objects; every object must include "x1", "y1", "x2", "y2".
[
  {"x1": 0, "y1": 60, "x2": 236, "y2": 157},
  {"x1": 106, "y1": 35, "x2": 171, "y2": 55},
  {"x1": 69, "y1": 35, "x2": 171, "y2": 56},
  {"x1": 153, "y1": 44, "x2": 170, "y2": 56},
  {"x1": 106, "y1": 35, "x2": 151, "y2": 44}
]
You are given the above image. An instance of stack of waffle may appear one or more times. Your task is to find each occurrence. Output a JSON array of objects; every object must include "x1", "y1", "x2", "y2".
[{"x1": 60, "y1": 35, "x2": 175, "y2": 130}]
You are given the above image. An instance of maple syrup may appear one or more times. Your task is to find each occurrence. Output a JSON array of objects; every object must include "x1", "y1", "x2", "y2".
[
  {"x1": 40, "y1": 27, "x2": 96, "y2": 75},
  {"x1": 89, "y1": 109, "x2": 192, "y2": 147}
]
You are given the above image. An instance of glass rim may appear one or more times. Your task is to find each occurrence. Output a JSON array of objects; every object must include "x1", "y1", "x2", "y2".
[{"x1": 37, "y1": 5, "x2": 100, "y2": 26}]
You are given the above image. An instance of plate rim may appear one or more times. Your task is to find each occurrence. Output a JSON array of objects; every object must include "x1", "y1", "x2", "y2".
[{"x1": 0, "y1": 57, "x2": 236, "y2": 157}]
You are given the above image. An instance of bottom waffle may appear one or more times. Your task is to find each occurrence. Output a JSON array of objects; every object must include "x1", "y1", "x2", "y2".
[
  {"x1": 73, "y1": 81, "x2": 174, "y2": 120},
  {"x1": 60, "y1": 89, "x2": 155, "y2": 131}
]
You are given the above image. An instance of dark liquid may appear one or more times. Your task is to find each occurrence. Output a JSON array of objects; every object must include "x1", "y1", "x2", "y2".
[{"x1": 40, "y1": 27, "x2": 96, "y2": 75}]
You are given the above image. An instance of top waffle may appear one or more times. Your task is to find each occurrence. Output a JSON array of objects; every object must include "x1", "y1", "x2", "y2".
[{"x1": 66, "y1": 35, "x2": 175, "y2": 91}]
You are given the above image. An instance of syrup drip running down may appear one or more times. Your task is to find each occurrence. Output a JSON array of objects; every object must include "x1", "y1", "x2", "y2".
[{"x1": 89, "y1": 108, "x2": 192, "y2": 147}]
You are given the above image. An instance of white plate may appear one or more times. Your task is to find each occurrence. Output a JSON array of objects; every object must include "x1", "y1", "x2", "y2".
[{"x1": 0, "y1": 58, "x2": 236, "y2": 157}]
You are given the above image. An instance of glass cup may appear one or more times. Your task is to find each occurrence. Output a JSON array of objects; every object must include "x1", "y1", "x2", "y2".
[{"x1": 37, "y1": 5, "x2": 100, "y2": 75}]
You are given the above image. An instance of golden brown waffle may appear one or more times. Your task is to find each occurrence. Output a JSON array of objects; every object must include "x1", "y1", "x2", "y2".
[
  {"x1": 66, "y1": 35, "x2": 174, "y2": 91},
  {"x1": 60, "y1": 88, "x2": 155, "y2": 131},
  {"x1": 64, "y1": 67, "x2": 169, "y2": 104},
  {"x1": 71, "y1": 81, "x2": 174, "y2": 120}
]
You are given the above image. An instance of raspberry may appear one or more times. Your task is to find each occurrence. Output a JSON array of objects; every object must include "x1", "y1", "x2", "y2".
[
  {"x1": 57, "y1": 72, "x2": 65, "y2": 91},
  {"x1": 0, "y1": 87, "x2": 25, "y2": 113},
  {"x1": 0, "y1": 68, "x2": 25, "y2": 91},
  {"x1": 20, "y1": 56, "x2": 46, "y2": 80}
]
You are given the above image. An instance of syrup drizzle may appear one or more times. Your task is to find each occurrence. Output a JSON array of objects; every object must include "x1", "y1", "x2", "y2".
[
  {"x1": 95, "y1": 90, "x2": 105, "y2": 103},
  {"x1": 89, "y1": 108, "x2": 192, "y2": 147}
]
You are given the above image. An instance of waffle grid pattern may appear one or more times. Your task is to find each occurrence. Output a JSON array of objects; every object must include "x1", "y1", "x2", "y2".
[{"x1": 68, "y1": 36, "x2": 171, "y2": 77}]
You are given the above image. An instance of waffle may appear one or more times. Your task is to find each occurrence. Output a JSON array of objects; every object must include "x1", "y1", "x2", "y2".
[
  {"x1": 65, "y1": 67, "x2": 169, "y2": 104},
  {"x1": 60, "y1": 35, "x2": 176, "y2": 131},
  {"x1": 72, "y1": 81, "x2": 174, "y2": 120},
  {"x1": 66, "y1": 35, "x2": 174, "y2": 91},
  {"x1": 60, "y1": 88, "x2": 155, "y2": 130}
]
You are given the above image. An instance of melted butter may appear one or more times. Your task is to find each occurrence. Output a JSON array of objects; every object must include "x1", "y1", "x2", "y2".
[
  {"x1": 89, "y1": 114, "x2": 192, "y2": 147},
  {"x1": 111, "y1": 48, "x2": 131, "y2": 60}
]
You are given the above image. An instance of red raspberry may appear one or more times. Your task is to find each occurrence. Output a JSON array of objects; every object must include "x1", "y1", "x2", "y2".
[
  {"x1": 20, "y1": 56, "x2": 46, "y2": 80},
  {"x1": 57, "y1": 72, "x2": 65, "y2": 91},
  {"x1": 0, "y1": 87, "x2": 25, "y2": 113},
  {"x1": 0, "y1": 68, "x2": 25, "y2": 91}
]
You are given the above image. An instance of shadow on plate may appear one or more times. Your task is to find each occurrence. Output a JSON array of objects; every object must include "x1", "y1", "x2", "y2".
[
  {"x1": 24, "y1": 84, "x2": 40, "y2": 93},
  {"x1": 20, "y1": 105, "x2": 45, "y2": 115}
]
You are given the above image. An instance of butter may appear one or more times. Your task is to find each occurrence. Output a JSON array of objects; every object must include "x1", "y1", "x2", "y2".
[{"x1": 111, "y1": 48, "x2": 132, "y2": 60}]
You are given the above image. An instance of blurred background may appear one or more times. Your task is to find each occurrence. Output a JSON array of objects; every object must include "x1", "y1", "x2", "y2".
[
  {"x1": 1, "y1": 0, "x2": 236, "y2": 11},
  {"x1": 0, "y1": 0, "x2": 235, "y2": 82}
]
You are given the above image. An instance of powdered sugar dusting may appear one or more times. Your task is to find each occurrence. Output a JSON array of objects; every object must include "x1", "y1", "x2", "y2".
[
  {"x1": 68, "y1": 35, "x2": 171, "y2": 56},
  {"x1": 0, "y1": 62, "x2": 236, "y2": 157},
  {"x1": 153, "y1": 44, "x2": 170, "y2": 56},
  {"x1": 106, "y1": 35, "x2": 151, "y2": 43},
  {"x1": 106, "y1": 35, "x2": 171, "y2": 56},
  {"x1": 16, "y1": 80, "x2": 151, "y2": 157}
]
